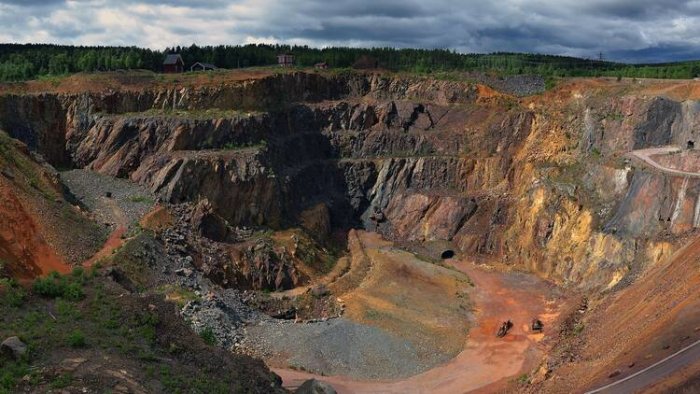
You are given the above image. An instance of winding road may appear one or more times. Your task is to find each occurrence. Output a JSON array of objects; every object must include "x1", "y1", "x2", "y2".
[
  {"x1": 628, "y1": 146, "x2": 700, "y2": 178},
  {"x1": 82, "y1": 196, "x2": 127, "y2": 267},
  {"x1": 586, "y1": 339, "x2": 700, "y2": 393}
]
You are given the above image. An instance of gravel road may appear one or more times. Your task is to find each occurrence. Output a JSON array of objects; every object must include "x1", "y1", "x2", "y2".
[{"x1": 61, "y1": 169, "x2": 155, "y2": 229}]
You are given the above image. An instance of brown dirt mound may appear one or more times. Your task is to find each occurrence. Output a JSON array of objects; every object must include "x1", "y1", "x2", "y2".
[
  {"x1": 140, "y1": 205, "x2": 174, "y2": 232},
  {"x1": 341, "y1": 232, "x2": 473, "y2": 357},
  {"x1": 273, "y1": 233, "x2": 562, "y2": 393}
]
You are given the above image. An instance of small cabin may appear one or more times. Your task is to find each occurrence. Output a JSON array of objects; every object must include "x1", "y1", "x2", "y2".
[
  {"x1": 190, "y1": 62, "x2": 217, "y2": 72},
  {"x1": 314, "y1": 62, "x2": 329, "y2": 70},
  {"x1": 163, "y1": 54, "x2": 184, "y2": 73},
  {"x1": 277, "y1": 53, "x2": 295, "y2": 67}
]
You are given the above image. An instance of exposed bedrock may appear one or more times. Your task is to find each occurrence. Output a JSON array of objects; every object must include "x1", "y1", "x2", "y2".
[{"x1": 4, "y1": 73, "x2": 700, "y2": 290}]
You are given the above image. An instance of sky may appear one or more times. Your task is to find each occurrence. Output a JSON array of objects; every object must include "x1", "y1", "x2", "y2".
[{"x1": 1, "y1": 0, "x2": 700, "y2": 63}]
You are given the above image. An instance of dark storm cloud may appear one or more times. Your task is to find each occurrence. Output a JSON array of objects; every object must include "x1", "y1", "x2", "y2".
[
  {"x1": 611, "y1": 45, "x2": 700, "y2": 63},
  {"x1": 120, "y1": 0, "x2": 233, "y2": 8},
  {"x1": 0, "y1": 0, "x2": 65, "y2": 5},
  {"x1": 572, "y1": 0, "x2": 695, "y2": 20},
  {"x1": 1, "y1": 0, "x2": 700, "y2": 62}
]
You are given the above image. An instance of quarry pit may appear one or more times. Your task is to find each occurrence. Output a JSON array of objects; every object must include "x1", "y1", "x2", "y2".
[{"x1": 1, "y1": 71, "x2": 700, "y2": 393}]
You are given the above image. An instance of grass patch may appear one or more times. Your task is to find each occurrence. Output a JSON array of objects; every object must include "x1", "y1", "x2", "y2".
[
  {"x1": 32, "y1": 270, "x2": 86, "y2": 301},
  {"x1": 157, "y1": 284, "x2": 201, "y2": 307},
  {"x1": 0, "y1": 360, "x2": 31, "y2": 393},
  {"x1": 48, "y1": 374, "x2": 72, "y2": 389},
  {"x1": 222, "y1": 139, "x2": 267, "y2": 151},
  {"x1": 128, "y1": 195, "x2": 154, "y2": 204},
  {"x1": 0, "y1": 131, "x2": 56, "y2": 199},
  {"x1": 67, "y1": 330, "x2": 87, "y2": 348},
  {"x1": 517, "y1": 373, "x2": 530, "y2": 384},
  {"x1": 112, "y1": 108, "x2": 258, "y2": 120},
  {"x1": 0, "y1": 279, "x2": 27, "y2": 307},
  {"x1": 36, "y1": 74, "x2": 68, "y2": 86},
  {"x1": 364, "y1": 309, "x2": 381, "y2": 320},
  {"x1": 0, "y1": 233, "x2": 277, "y2": 393},
  {"x1": 199, "y1": 327, "x2": 216, "y2": 346}
]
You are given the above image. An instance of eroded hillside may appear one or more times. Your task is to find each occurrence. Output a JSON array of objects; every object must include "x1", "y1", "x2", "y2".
[
  {"x1": 2, "y1": 72, "x2": 697, "y2": 288},
  {"x1": 1, "y1": 71, "x2": 700, "y2": 392}
]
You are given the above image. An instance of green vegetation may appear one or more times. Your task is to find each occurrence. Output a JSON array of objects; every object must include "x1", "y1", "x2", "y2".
[
  {"x1": 0, "y1": 279, "x2": 26, "y2": 307},
  {"x1": 199, "y1": 327, "x2": 216, "y2": 346},
  {"x1": 156, "y1": 284, "x2": 201, "y2": 307},
  {"x1": 32, "y1": 270, "x2": 86, "y2": 301},
  {"x1": 1, "y1": 43, "x2": 700, "y2": 82},
  {"x1": 364, "y1": 309, "x2": 381, "y2": 320},
  {"x1": 0, "y1": 131, "x2": 56, "y2": 200},
  {"x1": 67, "y1": 330, "x2": 87, "y2": 348},
  {"x1": 0, "y1": 263, "x2": 259, "y2": 393},
  {"x1": 0, "y1": 360, "x2": 31, "y2": 393},
  {"x1": 114, "y1": 108, "x2": 256, "y2": 120},
  {"x1": 128, "y1": 195, "x2": 154, "y2": 204},
  {"x1": 517, "y1": 373, "x2": 530, "y2": 384},
  {"x1": 49, "y1": 374, "x2": 72, "y2": 389},
  {"x1": 222, "y1": 139, "x2": 267, "y2": 151}
]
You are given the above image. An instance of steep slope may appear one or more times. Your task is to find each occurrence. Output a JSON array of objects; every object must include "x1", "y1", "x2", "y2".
[
  {"x1": 534, "y1": 232, "x2": 700, "y2": 393},
  {"x1": 2, "y1": 72, "x2": 700, "y2": 392},
  {"x1": 1, "y1": 72, "x2": 694, "y2": 291},
  {"x1": 0, "y1": 131, "x2": 104, "y2": 280}
]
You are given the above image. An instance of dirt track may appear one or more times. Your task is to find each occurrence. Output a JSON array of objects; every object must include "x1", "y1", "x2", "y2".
[
  {"x1": 628, "y1": 146, "x2": 700, "y2": 178},
  {"x1": 274, "y1": 251, "x2": 561, "y2": 393}
]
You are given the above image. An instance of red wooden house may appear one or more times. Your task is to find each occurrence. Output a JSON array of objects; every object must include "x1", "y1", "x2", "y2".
[{"x1": 163, "y1": 54, "x2": 184, "y2": 73}]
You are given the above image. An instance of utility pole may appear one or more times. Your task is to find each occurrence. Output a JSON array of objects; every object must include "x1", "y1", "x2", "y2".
[{"x1": 599, "y1": 51, "x2": 604, "y2": 62}]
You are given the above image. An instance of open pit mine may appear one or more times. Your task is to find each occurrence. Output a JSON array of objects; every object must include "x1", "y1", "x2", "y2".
[{"x1": 1, "y1": 70, "x2": 699, "y2": 393}]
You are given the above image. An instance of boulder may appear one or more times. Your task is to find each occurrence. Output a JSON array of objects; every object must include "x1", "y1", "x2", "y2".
[
  {"x1": 295, "y1": 379, "x2": 337, "y2": 394},
  {"x1": 1, "y1": 336, "x2": 27, "y2": 360},
  {"x1": 105, "y1": 266, "x2": 137, "y2": 293},
  {"x1": 191, "y1": 200, "x2": 229, "y2": 242},
  {"x1": 1, "y1": 168, "x2": 15, "y2": 180},
  {"x1": 299, "y1": 203, "x2": 332, "y2": 239}
]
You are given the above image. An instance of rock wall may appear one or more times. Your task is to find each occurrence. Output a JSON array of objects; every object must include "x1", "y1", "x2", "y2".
[{"x1": 2, "y1": 73, "x2": 699, "y2": 290}]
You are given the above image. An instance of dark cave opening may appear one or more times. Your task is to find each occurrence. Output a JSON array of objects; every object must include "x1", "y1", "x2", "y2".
[{"x1": 441, "y1": 250, "x2": 455, "y2": 259}]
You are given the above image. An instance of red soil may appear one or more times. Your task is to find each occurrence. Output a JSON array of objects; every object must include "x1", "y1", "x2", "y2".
[
  {"x1": 82, "y1": 226, "x2": 126, "y2": 268},
  {"x1": 0, "y1": 183, "x2": 70, "y2": 280},
  {"x1": 139, "y1": 205, "x2": 173, "y2": 233},
  {"x1": 554, "y1": 233, "x2": 700, "y2": 393},
  {"x1": 83, "y1": 197, "x2": 131, "y2": 268},
  {"x1": 0, "y1": 68, "x2": 285, "y2": 95}
]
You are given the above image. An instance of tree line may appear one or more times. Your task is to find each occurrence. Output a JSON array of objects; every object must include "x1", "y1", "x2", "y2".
[{"x1": 1, "y1": 43, "x2": 699, "y2": 82}]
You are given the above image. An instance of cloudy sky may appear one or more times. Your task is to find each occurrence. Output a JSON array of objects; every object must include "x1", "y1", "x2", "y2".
[{"x1": 1, "y1": 0, "x2": 700, "y2": 63}]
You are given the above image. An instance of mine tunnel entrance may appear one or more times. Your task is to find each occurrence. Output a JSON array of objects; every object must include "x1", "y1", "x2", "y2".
[
  {"x1": 688, "y1": 140, "x2": 695, "y2": 150},
  {"x1": 441, "y1": 250, "x2": 455, "y2": 259}
]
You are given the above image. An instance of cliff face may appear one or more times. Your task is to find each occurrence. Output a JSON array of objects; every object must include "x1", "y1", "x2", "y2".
[{"x1": 2, "y1": 73, "x2": 699, "y2": 290}]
